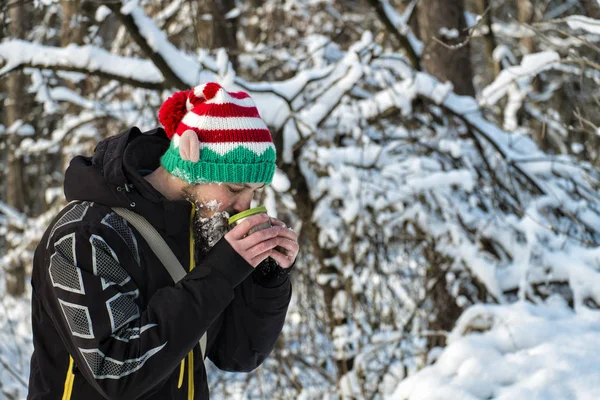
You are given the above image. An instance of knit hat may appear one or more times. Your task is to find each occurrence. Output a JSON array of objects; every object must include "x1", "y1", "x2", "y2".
[{"x1": 158, "y1": 82, "x2": 276, "y2": 184}]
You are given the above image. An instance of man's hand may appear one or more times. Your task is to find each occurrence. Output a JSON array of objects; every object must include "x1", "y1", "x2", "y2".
[
  {"x1": 267, "y1": 218, "x2": 298, "y2": 269},
  {"x1": 224, "y1": 214, "x2": 299, "y2": 268}
]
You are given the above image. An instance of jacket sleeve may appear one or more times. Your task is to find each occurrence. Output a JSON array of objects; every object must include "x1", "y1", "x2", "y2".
[
  {"x1": 207, "y1": 258, "x2": 292, "y2": 372},
  {"x1": 40, "y1": 215, "x2": 253, "y2": 400}
]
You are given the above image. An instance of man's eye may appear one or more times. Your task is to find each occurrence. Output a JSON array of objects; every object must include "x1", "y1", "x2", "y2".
[{"x1": 228, "y1": 186, "x2": 244, "y2": 193}]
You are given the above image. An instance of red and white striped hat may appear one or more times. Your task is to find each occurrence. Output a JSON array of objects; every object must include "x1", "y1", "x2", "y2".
[{"x1": 158, "y1": 82, "x2": 276, "y2": 184}]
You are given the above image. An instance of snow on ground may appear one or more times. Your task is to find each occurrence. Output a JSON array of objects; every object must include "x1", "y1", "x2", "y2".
[
  {"x1": 389, "y1": 300, "x2": 600, "y2": 400},
  {"x1": 0, "y1": 284, "x2": 33, "y2": 400}
]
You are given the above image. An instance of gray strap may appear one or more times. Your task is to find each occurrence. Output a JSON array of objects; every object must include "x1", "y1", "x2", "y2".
[{"x1": 112, "y1": 207, "x2": 207, "y2": 359}]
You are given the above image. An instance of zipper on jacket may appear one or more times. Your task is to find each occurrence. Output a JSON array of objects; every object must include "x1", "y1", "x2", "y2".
[
  {"x1": 116, "y1": 183, "x2": 136, "y2": 208},
  {"x1": 62, "y1": 356, "x2": 75, "y2": 400},
  {"x1": 178, "y1": 203, "x2": 196, "y2": 399}
]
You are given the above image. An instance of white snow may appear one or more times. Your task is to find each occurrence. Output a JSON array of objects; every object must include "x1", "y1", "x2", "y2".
[
  {"x1": 390, "y1": 301, "x2": 600, "y2": 400},
  {"x1": 44, "y1": 187, "x2": 64, "y2": 205},
  {"x1": 271, "y1": 169, "x2": 291, "y2": 192},
  {"x1": 154, "y1": 0, "x2": 183, "y2": 24},
  {"x1": 380, "y1": 0, "x2": 423, "y2": 55},
  {"x1": 572, "y1": 142, "x2": 585, "y2": 154},
  {"x1": 406, "y1": 170, "x2": 474, "y2": 193},
  {"x1": 95, "y1": 5, "x2": 111, "y2": 22},
  {"x1": 565, "y1": 15, "x2": 600, "y2": 36},
  {"x1": 439, "y1": 27, "x2": 459, "y2": 39},
  {"x1": 224, "y1": 7, "x2": 241, "y2": 20},
  {"x1": 7, "y1": 121, "x2": 35, "y2": 137},
  {"x1": 0, "y1": 293, "x2": 33, "y2": 400},
  {"x1": 0, "y1": 40, "x2": 164, "y2": 85},
  {"x1": 124, "y1": 5, "x2": 206, "y2": 86},
  {"x1": 0, "y1": 202, "x2": 27, "y2": 230},
  {"x1": 492, "y1": 44, "x2": 515, "y2": 64},
  {"x1": 480, "y1": 51, "x2": 561, "y2": 107},
  {"x1": 503, "y1": 84, "x2": 523, "y2": 131},
  {"x1": 464, "y1": 12, "x2": 478, "y2": 28},
  {"x1": 120, "y1": 0, "x2": 139, "y2": 15}
]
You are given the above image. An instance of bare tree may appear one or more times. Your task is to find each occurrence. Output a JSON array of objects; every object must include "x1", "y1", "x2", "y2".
[
  {"x1": 517, "y1": 0, "x2": 535, "y2": 54},
  {"x1": 190, "y1": 0, "x2": 239, "y2": 70},
  {"x1": 211, "y1": 0, "x2": 239, "y2": 69},
  {"x1": 476, "y1": 0, "x2": 500, "y2": 78},
  {"x1": 580, "y1": 0, "x2": 600, "y2": 19},
  {"x1": 61, "y1": 0, "x2": 79, "y2": 46},
  {"x1": 61, "y1": 0, "x2": 96, "y2": 106},
  {"x1": 4, "y1": 0, "x2": 27, "y2": 296},
  {"x1": 417, "y1": 0, "x2": 475, "y2": 95},
  {"x1": 368, "y1": 0, "x2": 421, "y2": 69}
]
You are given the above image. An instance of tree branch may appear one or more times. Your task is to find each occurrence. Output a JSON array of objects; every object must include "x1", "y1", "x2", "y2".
[
  {"x1": 367, "y1": 0, "x2": 420, "y2": 70},
  {"x1": 0, "y1": 40, "x2": 165, "y2": 90},
  {"x1": 105, "y1": 2, "x2": 189, "y2": 89},
  {"x1": 443, "y1": 104, "x2": 546, "y2": 195}
]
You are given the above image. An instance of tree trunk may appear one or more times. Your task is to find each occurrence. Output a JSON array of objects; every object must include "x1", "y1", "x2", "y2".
[
  {"x1": 5, "y1": 0, "x2": 27, "y2": 296},
  {"x1": 476, "y1": 0, "x2": 500, "y2": 78},
  {"x1": 61, "y1": 0, "x2": 97, "y2": 45},
  {"x1": 61, "y1": 0, "x2": 78, "y2": 45},
  {"x1": 368, "y1": 0, "x2": 421, "y2": 69},
  {"x1": 401, "y1": 0, "x2": 421, "y2": 41},
  {"x1": 194, "y1": 0, "x2": 213, "y2": 50},
  {"x1": 580, "y1": 0, "x2": 600, "y2": 19},
  {"x1": 517, "y1": 0, "x2": 535, "y2": 54},
  {"x1": 417, "y1": 0, "x2": 475, "y2": 96},
  {"x1": 192, "y1": 0, "x2": 238, "y2": 70},
  {"x1": 61, "y1": 0, "x2": 97, "y2": 96},
  {"x1": 244, "y1": 0, "x2": 264, "y2": 44},
  {"x1": 211, "y1": 0, "x2": 239, "y2": 70}
]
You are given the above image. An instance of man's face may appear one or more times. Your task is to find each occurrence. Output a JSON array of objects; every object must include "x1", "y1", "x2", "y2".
[{"x1": 181, "y1": 182, "x2": 266, "y2": 257}]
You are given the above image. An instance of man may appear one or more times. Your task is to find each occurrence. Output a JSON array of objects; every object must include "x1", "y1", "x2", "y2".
[{"x1": 27, "y1": 82, "x2": 298, "y2": 399}]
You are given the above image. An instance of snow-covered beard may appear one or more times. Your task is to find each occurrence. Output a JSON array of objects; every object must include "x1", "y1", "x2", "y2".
[
  {"x1": 193, "y1": 207, "x2": 230, "y2": 258},
  {"x1": 182, "y1": 186, "x2": 232, "y2": 260}
]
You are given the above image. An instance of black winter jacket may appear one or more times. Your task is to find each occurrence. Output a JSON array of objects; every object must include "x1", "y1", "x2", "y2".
[{"x1": 27, "y1": 127, "x2": 292, "y2": 400}]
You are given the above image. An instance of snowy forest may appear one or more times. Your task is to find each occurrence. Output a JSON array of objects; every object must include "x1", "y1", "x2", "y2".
[{"x1": 1, "y1": 0, "x2": 600, "y2": 398}]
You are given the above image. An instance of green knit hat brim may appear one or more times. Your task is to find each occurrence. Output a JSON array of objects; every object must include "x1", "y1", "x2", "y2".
[{"x1": 161, "y1": 144, "x2": 276, "y2": 184}]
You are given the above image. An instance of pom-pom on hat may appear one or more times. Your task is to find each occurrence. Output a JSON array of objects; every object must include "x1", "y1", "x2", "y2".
[{"x1": 158, "y1": 82, "x2": 276, "y2": 184}]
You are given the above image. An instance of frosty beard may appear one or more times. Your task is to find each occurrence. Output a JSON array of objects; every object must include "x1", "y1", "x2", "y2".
[
  {"x1": 193, "y1": 209, "x2": 231, "y2": 259},
  {"x1": 181, "y1": 185, "x2": 232, "y2": 260}
]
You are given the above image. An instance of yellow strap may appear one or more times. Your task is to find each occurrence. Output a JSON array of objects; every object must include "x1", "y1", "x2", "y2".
[
  {"x1": 189, "y1": 204, "x2": 196, "y2": 273},
  {"x1": 177, "y1": 359, "x2": 185, "y2": 389},
  {"x1": 187, "y1": 350, "x2": 194, "y2": 400},
  {"x1": 187, "y1": 204, "x2": 195, "y2": 398},
  {"x1": 61, "y1": 356, "x2": 75, "y2": 400},
  {"x1": 178, "y1": 204, "x2": 197, "y2": 396}
]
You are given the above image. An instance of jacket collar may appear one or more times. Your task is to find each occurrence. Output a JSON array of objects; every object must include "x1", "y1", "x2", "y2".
[{"x1": 64, "y1": 127, "x2": 192, "y2": 238}]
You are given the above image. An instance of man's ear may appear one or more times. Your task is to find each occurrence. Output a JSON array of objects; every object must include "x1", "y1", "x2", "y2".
[{"x1": 179, "y1": 129, "x2": 200, "y2": 162}]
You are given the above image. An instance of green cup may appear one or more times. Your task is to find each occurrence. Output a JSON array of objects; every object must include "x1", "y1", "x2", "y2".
[
  {"x1": 229, "y1": 206, "x2": 287, "y2": 256},
  {"x1": 228, "y1": 205, "x2": 271, "y2": 235}
]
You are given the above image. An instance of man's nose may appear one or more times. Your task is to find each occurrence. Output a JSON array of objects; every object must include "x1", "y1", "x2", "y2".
[{"x1": 233, "y1": 192, "x2": 253, "y2": 212}]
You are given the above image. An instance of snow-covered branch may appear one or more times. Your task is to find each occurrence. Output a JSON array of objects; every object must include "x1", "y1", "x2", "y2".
[
  {"x1": 367, "y1": 0, "x2": 421, "y2": 69},
  {"x1": 480, "y1": 51, "x2": 561, "y2": 107},
  {"x1": 105, "y1": 2, "x2": 203, "y2": 89},
  {"x1": 0, "y1": 40, "x2": 165, "y2": 90}
]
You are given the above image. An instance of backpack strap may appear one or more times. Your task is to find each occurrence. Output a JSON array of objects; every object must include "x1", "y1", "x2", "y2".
[{"x1": 112, "y1": 207, "x2": 207, "y2": 359}]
